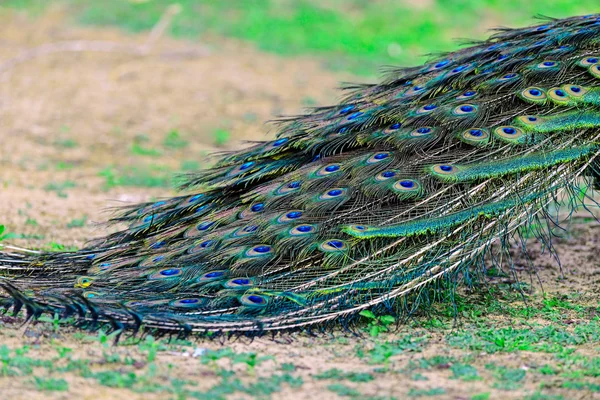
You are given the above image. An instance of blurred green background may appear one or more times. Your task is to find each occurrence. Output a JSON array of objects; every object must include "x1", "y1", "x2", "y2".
[{"x1": 5, "y1": 0, "x2": 600, "y2": 75}]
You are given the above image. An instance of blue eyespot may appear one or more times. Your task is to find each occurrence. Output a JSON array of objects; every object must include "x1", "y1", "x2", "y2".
[
  {"x1": 251, "y1": 203, "x2": 264, "y2": 212},
  {"x1": 160, "y1": 269, "x2": 180, "y2": 276},
  {"x1": 286, "y1": 211, "x2": 303, "y2": 219},
  {"x1": 470, "y1": 129, "x2": 483, "y2": 137},
  {"x1": 374, "y1": 153, "x2": 389, "y2": 160},
  {"x1": 288, "y1": 181, "x2": 301, "y2": 189},
  {"x1": 253, "y1": 245, "x2": 271, "y2": 253},
  {"x1": 86, "y1": 254, "x2": 96, "y2": 260},
  {"x1": 497, "y1": 54, "x2": 508, "y2": 60},
  {"x1": 571, "y1": 86, "x2": 581, "y2": 93},
  {"x1": 452, "y1": 65, "x2": 468, "y2": 73},
  {"x1": 503, "y1": 73, "x2": 517, "y2": 79},
  {"x1": 355, "y1": 225, "x2": 365, "y2": 230},
  {"x1": 503, "y1": 127, "x2": 516, "y2": 134},
  {"x1": 389, "y1": 123, "x2": 401, "y2": 130},
  {"x1": 327, "y1": 189, "x2": 342, "y2": 197},
  {"x1": 542, "y1": 61, "x2": 556, "y2": 67},
  {"x1": 460, "y1": 105, "x2": 474, "y2": 113},
  {"x1": 417, "y1": 127, "x2": 431, "y2": 134},
  {"x1": 434, "y1": 59, "x2": 450, "y2": 68},
  {"x1": 399, "y1": 180, "x2": 415, "y2": 188},
  {"x1": 189, "y1": 194, "x2": 204, "y2": 203},
  {"x1": 297, "y1": 225, "x2": 313, "y2": 233},
  {"x1": 586, "y1": 57, "x2": 599, "y2": 64},
  {"x1": 204, "y1": 271, "x2": 223, "y2": 278},
  {"x1": 337, "y1": 127, "x2": 348, "y2": 134},
  {"x1": 555, "y1": 89, "x2": 566, "y2": 97},
  {"x1": 180, "y1": 298, "x2": 199, "y2": 304},
  {"x1": 233, "y1": 278, "x2": 251, "y2": 285},
  {"x1": 529, "y1": 89, "x2": 541, "y2": 96},
  {"x1": 196, "y1": 221, "x2": 214, "y2": 231},
  {"x1": 382, "y1": 171, "x2": 396, "y2": 178},
  {"x1": 339, "y1": 105, "x2": 355, "y2": 115},
  {"x1": 247, "y1": 295, "x2": 265, "y2": 304},
  {"x1": 463, "y1": 91, "x2": 476, "y2": 97},
  {"x1": 413, "y1": 86, "x2": 423, "y2": 91},
  {"x1": 150, "y1": 241, "x2": 166, "y2": 249},
  {"x1": 243, "y1": 225, "x2": 258, "y2": 233},
  {"x1": 152, "y1": 256, "x2": 164, "y2": 263},
  {"x1": 440, "y1": 165, "x2": 453, "y2": 172},
  {"x1": 143, "y1": 215, "x2": 154, "y2": 223},
  {"x1": 325, "y1": 165, "x2": 340, "y2": 172},
  {"x1": 272, "y1": 138, "x2": 288, "y2": 146},
  {"x1": 200, "y1": 240, "x2": 214, "y2": 248},
  {"x1": 536, "y1": 25, "x2": 549, "y2": 31},
  {"x1": 347, "y1": 111, "x2": 364, "y2": 120},
  {"x1": 528, "y1": 116, "x2": 537, "y2": 122},
  {"x1": 423, "y1": 104, "x2": 437, "y2": 111},
  {"x1": 240, "y1": 161, "x2": 254, "y2": 170},
  {"x1": 327, "y1": 240, "x2": 344, "y2": 249}
]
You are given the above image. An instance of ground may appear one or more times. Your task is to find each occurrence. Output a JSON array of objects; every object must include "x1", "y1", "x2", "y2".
[{"x1": 0, "y1": 6, "x2": 599, "y2": 400}]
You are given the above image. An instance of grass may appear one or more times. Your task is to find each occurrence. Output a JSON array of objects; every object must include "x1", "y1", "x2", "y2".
[
  {"x1": 5, "y1": 0, "x2": 599, "y2": 75},
  {"x1": 0, "y1": 277, "x2": 598, "y2": 398}
]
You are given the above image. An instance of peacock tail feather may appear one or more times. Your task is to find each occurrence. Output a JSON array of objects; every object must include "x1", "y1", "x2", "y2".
[{"x1": 2, "y1": 14, "x2": 600, "y2": 335}]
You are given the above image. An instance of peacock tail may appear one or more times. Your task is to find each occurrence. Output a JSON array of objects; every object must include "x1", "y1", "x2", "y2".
[{"x1": 2, "y1": 14, "x2": 600, "y2": 335}]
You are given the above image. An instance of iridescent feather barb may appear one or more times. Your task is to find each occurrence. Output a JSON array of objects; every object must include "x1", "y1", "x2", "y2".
[{"x1": 2, "y1": 14, "x2": 600, "y2": 335}]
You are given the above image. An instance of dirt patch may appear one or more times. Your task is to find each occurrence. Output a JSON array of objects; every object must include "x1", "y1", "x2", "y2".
[{"x1": 0, "y1": 6, "x2": 599, "y2": 400}]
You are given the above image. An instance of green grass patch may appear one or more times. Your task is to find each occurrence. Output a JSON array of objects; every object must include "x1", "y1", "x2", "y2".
[{"x1": 7, "y1": 0, "x2": 599, "y2": 75}]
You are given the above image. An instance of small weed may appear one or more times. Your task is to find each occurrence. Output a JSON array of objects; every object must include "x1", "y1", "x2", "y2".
[
  {"x1": 44, "y1": 181, "x2": 77, "y2": 198},
  {"x1": 407, "y1": 387, "x2": 446, "y2": 397},
  {"x1": 327, "y1": 383, "x2": 361, "y2": 397},
  {"x1": 213, "y1": 129, "x2": 231, "y2": 147},
  {"x1": 67, "y1": 216, "x2": 87, "y2": 228},
  {"x1": 163, "y1": 130, "x2": 188, "y2": 149},
  {"x1": 53, "y1": 139, "x2": 78, "y2": 148},
  {"x1": 32, "y1": 376, "x2": 69, "y2": 391},
  {"x1": 359, "y1": 310, "x2": 395, "y2": 337}
]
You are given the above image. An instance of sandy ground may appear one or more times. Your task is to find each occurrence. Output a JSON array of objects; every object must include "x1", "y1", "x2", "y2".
[{"x1": 0, "y1": 7, "x2": 599, "y2": 400}]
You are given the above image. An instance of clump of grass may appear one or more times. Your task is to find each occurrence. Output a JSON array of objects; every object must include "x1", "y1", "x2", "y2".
[
  {"x1": 213, "y1": 129, "x2": 231, "y2": 147},
  {"x1": 163, "y1": 130, "x2": 188, "y2": 149},
  {"x1": 67, "y1": 216, "x2": 87, "y2": 228},
  {"x1": 44, "y1": 181, "x2": 77, "y2": 198},
  {"x1": 99, "y1": 166, "x2": 172, "y2": 189}
]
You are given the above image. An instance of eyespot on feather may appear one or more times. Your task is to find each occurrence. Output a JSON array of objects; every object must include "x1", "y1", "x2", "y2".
[
  {"x1": 318, "y1": 188, "x2": 347, "y2": 201},
  {"x1": 197, "y1": 270, "x2": 227, "y2": 283},
  {"x1": 319, "y1": 239, "x2": 348, "y2": 252},
  {"x1": 410, "y1": 127, "x2": 434, "y2": 137},
  {"x1": 456, "y1": 90, "x2": 478, "y2": 100},
  {"x1": 493, "y1": 126, "x2": 525, "y2": 143},
  {"x1": 518, "y1": 87, "x2": 547, "y2": 103},
  {"x1": 430, "y1": 164, "x2": 460, "y2": 177},
  {"x1": 239, "y1": 293, "x2": 269, "y2": 307},
  {"x1": 590, "y1": 64, "x2": 600, "y2": 79},
  {"x1": 149, "y1": 268, "x2": 182, "y2": 280},
  {"x1": 289, "y1": 224, "x2": 317, "y2": 236},
  {"x1": 223, "y1": 277, "x2": 255, "y2": 289},
  {"x1": 547, "y1": 87, "x2": 571, "y2": 104},
  {"x1": 244, "y1": 245, "x2": 274, "y2": 258},
  {"x1": 577, "y1": 56, "x2": 599, "y2": 67},
  {"x1": 561, "y1": 84, "x2": 588, "y2": 97},
  {"x1": 459, "y1": 128, "x2": 490, "y2": 146},
  {"x1": 275, "y1": 180, "x2": 302, "y2": 195},
  {"x1": 170, "y1": 298, "x2": 205, "y2": 308},
  {"x1": 452, "y1": 104, "x2": 478, "y2": 116},
  {"x1": 276, "y1": 210, "x2": 304, "y2": 223},
  {"x1": 75, "y1": 276, "x2": 94, "y2": 288}
]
